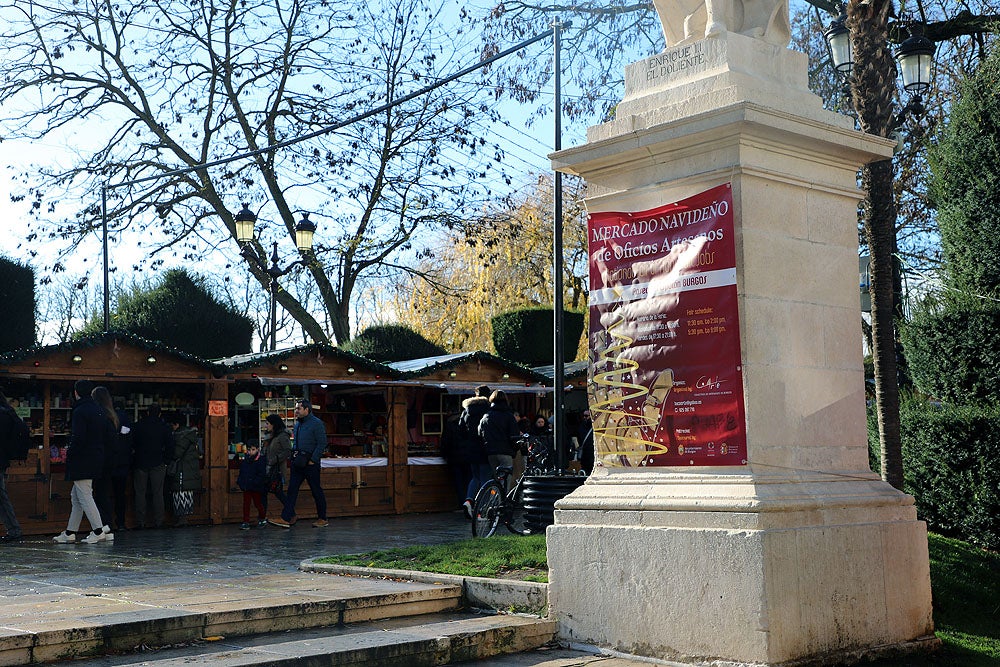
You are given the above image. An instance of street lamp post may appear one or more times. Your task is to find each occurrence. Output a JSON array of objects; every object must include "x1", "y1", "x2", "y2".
[{"x1": 235, "y1": 203, "x2": 317, "y2": 351}]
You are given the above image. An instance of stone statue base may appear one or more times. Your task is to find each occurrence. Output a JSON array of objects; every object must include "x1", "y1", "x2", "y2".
[
  {"x1": 548, "y1": 34, "x2": 937, "y2": 665},
  {"x1": 548, "y1": 473, "x2": 936, "y2": 664}
]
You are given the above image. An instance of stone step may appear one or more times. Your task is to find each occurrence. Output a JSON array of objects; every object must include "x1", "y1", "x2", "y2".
[
  {"x1": 32, "y1": 612, "x2": 557, "y2": 667},
  {"x1": 0, "y1": 573, "x2": 467, "y2": 665}
]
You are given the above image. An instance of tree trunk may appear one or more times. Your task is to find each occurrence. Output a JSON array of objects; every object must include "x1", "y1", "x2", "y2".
[
  {"x1": 848, "y1": 0, "x2": 905, "y2": 489},
  {"x1": 863, "y1": 161, "x2": 905, "y2": 489}
]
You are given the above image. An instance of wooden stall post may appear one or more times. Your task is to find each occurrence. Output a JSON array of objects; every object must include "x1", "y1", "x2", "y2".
[
  {"x1": 388, "y1": 387, "x2": 408, "y2": 514},
  {"x1": 205, "y1": 380, "x2": 230, "y2": 524}
]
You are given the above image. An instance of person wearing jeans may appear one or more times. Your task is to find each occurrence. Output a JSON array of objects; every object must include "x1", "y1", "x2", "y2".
[
  {"x1": 53, "y1": 380, "x2": 113, "y2": 544},
  {"x1": 131, "y1": 405, "x2": 173, "y2": 529},
  {"x1": 268, "y1": 400, "x2": 327, "y2": 528}
]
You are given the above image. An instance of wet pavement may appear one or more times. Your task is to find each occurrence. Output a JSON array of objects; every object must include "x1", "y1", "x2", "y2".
[
  {"x1": 0, "y1": 511, "x2": 472, "y2": 593},
  {"x1": 0, "y1": 512, "x2": 662, "y2": 667}
]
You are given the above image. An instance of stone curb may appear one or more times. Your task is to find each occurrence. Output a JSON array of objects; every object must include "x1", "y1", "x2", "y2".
[{"x1": 299, "y1": 560, "x2": 549, "y2": 616}]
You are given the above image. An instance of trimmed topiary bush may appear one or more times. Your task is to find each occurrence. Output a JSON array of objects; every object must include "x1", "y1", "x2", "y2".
[
  {"x1": 907, "y1": 47, "x2": 1000, "y2": 405},
  {"x1": 0, "y1": 257, "x2": 35, "y2": 353},
  {"x1": 344, "y1": 324, "x2": 447, "y2": 362},
  {"x1": 78, "y1": 269, "x2": 253, "y2": 358},
  {"x1": 869, "y1": 400, "x2": 1000, "y2": 551},
  {"x1": 926, "y1": 46, "x2": 1000, "y2": 301},
  {"x1": 902, "y1": 302, "x2": 1000, "y2": 406},
  {"x1": 491, "y1": 307, "x2": 584, "y2": 366}
]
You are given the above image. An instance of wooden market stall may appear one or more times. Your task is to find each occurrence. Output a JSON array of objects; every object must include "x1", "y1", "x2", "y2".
[
  {"x1": 213, "y1": 345, "x2": 398, "y2": 523},
  {"x1": 0, "y1": 335, "x2": 558, "y2": 536},
  {"x1": 218, "y1": 348, "x2": 551, "y2": 519},
  {"x1": 385, "y1": 352, "x2": 551, "y2": 513},
  {"x1": 0, "y1": 333, "x2": 218, "y2": 535}
]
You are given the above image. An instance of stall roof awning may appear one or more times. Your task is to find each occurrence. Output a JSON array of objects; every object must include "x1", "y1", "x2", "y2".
[
  {"x1": 384, "y1": 351, "x2": 550, "y2": 384},
  {"x1": 255, "y1": 377, "x2": 552, "y2": 393},
  {"x1": 531, "y1": 360, "x2": 589, "y2": 381}
]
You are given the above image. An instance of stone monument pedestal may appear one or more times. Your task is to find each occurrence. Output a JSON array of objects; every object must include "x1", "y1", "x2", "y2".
[{"x1": 547, "y1": 33, "x2": 936, "y2": 665}]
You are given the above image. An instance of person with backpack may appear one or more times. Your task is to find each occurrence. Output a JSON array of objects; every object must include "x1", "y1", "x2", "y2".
[
  {"x1": 477, "y1": 390, "x2": 522, "y2": 491},
  {"x1": 456, "y1": 385, "x2": 491, "y2": 519},
  {"x1": 0, "y1": 389, "x2": 26, "y2": 543}
]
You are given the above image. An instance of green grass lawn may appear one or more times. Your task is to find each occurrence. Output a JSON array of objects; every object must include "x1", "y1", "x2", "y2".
[
  {"x1": 315, "y1": 533, "x2": 549, "y2": 582},
  {"x1": 316, "y1": 532, "x2": 998, "y2": 665},
  {"x1": 867, "y1": 534, "x2": 1000, "y2": 667}
]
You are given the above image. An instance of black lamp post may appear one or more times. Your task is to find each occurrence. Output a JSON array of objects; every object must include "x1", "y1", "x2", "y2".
[
  {"x1": 824, "y1": 13, "x2": 853, "y2": 77},
  {"x1": 235, "y1": 203, "x2": 317, "y2": 351},
  {"x1": 824, "y1": 12, "x2": 936, "y2": 130}
]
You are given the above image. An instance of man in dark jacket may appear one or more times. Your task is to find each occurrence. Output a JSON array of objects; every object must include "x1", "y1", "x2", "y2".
[
  {"x1": 0, "y1": 389, "x2": 23, "y2": 543},
  {"x1": 131, "y1": 404, "x2": 174, "y2": 529},
  {"x1": 269, "y1": 399, "x2": 328, "y2": 528},
  {"x1": 457, "y1": 385, "x2": 491, "y2": 518},
  {"x1": 478, "y1": 390, "x2": 522, "y2": 488}
]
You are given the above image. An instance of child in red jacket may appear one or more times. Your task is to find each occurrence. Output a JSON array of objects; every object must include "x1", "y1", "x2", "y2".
[{"x1": 236, "y1": 443, "x2": 267, "y2": 530}]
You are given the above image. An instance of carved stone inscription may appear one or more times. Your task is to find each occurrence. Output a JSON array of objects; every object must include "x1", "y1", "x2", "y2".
[{"x1": 645, "y1": 42, "x2": 708, "y2": 82}]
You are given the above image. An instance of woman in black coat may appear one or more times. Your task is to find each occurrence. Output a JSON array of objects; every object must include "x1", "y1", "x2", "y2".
[
  {"x1": 91, "y1": 386, "x2": 126, "y2": 532},
  {"x1": 53, "y1": 380, "x2": 112, "y2": 544}
]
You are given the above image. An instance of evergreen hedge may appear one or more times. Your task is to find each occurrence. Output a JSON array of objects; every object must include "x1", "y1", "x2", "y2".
[
  {"x1": 491, "y1": 307, "x2": 584, "y2": 366},
  {"x1": 905, "y1": 48, "x2": 1000, "y2": 405},
  {"x1": 0, "y1": 257, "x2": 35, "y2": 353},
  {"x1": 869, "y1": 401, "x2": 1000, "y2": 551},
  {"x1": 78, "y1": 269, "x2": 253, "y2": 358},
  {"x1": 926, "y1": 46, "x2": 1000, "y2": 299},
  {"x1": 902, "y1": 303, "x2": 1000, "y2": 406},
  {"x1": 344, "y1": 324, "x2": 447, "y2": 362}
]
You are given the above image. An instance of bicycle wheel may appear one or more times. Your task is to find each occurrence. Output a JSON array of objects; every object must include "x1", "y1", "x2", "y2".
[
  {"x1": 504, "y1": 483, "x2": 531, "y2": 536},
  {"x1": 472, "y1": 480, "x2": 504, "y2": 538}
]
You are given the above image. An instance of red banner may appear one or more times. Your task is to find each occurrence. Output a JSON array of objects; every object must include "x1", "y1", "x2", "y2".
[{"x1": 587, "y1": 183, "x2": 746, "y2": 467}]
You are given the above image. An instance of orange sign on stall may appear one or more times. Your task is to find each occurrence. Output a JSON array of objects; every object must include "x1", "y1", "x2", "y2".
[{"x1": 208, "y1": 400, "x2": 228, "y2": 417}]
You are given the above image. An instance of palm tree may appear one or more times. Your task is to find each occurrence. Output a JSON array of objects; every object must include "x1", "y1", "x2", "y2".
[{"x1": 847, "y1": 0, "x2": 904, "y2": 489}]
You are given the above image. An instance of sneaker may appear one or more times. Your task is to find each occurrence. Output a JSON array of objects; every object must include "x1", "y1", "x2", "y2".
[
  {"x1": 312, "y1": 519, "x2": 329, "y2": 528},
  {"x1": 52, "y1": 531, "x2": 75, "y2": 543},
  {"x1": 0, "y1": 534, "x2": 23, "y2": 544},
  {"x1": 257, "y1": 520, "x2": 268, "y2": 528},
  {"x1": 82, "y1": 530, "x2": 108, "y2": 544},
  {"x1": 268, "y1": 517, "x2": 293, "y2": 529},
  {"x1": 240, "y1": 523, "x2": 251, "y2": 531},
  {"x1": 462, "y1": 500, "x2": 473, "y2": 520}
]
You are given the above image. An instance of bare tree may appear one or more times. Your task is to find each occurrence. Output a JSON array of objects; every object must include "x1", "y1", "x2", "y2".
[{"x1": 1, "y1": 0, "x2": 504, "y2": 344}]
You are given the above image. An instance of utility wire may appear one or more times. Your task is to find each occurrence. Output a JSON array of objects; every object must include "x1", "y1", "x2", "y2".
[{"x1": 106, "y1": 28, "x2": 556, "y2": 191}]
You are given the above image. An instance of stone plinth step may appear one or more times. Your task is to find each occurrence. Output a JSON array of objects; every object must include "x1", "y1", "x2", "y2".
[
  {"x1": 25, "y1": 612, "x2": 557, "y2": 667},
  {"x1": 0, "y1": 573, "x2": 465, "y2": 665}
]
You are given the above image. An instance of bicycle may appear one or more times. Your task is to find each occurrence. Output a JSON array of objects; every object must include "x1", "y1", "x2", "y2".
[{"x1": 471, "y1": 435, "x2": 552, "y2": 538}]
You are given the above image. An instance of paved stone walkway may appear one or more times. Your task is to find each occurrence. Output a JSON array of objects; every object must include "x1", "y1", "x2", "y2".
[
  {"x1": 0, "y1": 512, "x2": 472, "y2": 591},
  {"x1": 0, "y1": 512, "x2": 659, "y2": 666}
]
